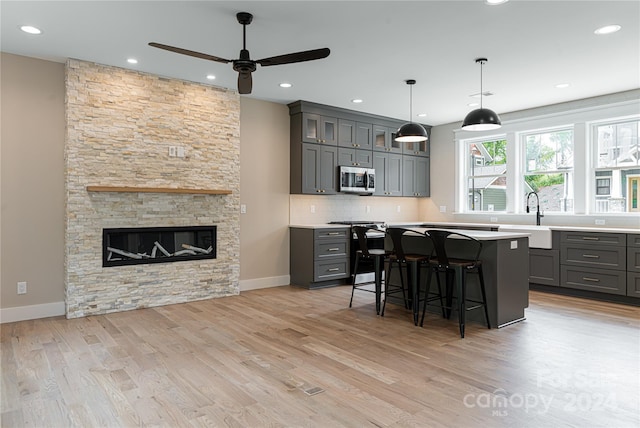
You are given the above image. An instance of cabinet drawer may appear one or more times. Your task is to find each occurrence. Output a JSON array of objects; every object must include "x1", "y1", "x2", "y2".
[
  {"x1": 627, "y1": 273, "x2": 640, "y2": 298},
  {"x1": 561, "y1": 265, "x2": 626, "y2": 296},
  {"x1": 628, "y1": 234, "x2": 640, "y2": 248},
  {"x1": 314, "y1": 240, "x2": 348, "y2": 259},
  {"x1": 561, "y1": 243, "x2": 626, "y2": 271},
  {"x1": 560, "y1": 231, "x2": 626, "y2": 246},
  {"x1": 314, "y1": 259, "x2": 349, "y2": 281},
  {"x1": 628, "y1": 247, "x2": 640, "y2": 273},
  {"x1": 314, "y1": 228, "x2": 350, "y2": 240}
]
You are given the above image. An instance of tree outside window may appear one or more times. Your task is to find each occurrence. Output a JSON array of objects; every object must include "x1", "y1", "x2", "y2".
[{"x1": 523, "y1": 129, "x2": 574, "y2": 212}]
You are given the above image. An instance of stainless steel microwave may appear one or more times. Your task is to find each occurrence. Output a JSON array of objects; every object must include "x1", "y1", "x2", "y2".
[{"x1": 339, "y1": 166, "x2": 375, "y2": 194}]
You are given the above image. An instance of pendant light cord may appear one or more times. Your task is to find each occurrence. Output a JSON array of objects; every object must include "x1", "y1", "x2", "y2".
[
  {"x1": 409, "y1": 84, "x2": 413, "y2": 123},
  {"x1": 479, "y1": 60, "x2": 484, "y2": 109}
]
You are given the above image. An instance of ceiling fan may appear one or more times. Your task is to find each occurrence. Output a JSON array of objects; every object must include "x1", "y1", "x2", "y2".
[{"x1": 149, "y1": 12, "x2": 330, "y2": 95}]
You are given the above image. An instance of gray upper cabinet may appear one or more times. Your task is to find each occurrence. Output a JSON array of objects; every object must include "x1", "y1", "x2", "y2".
[
  {"x1": 338, "y1": 148, "x2": 373, "y2": 168},
  {"x1": 289, "y1": 100, "x2": 430, "y2": 198},
  {"x1": 402, "y1": 155, "x2": 430, "y2": 197},
  {"x1": 301, "y1": 144, "x2": 338, "y2": 194},
  {"x1": 373, "y1": 125, "x2": 403, "y2": 154},
  {"x1": 301, "y1": 113, "x2": 337, "y2": 145},
  {"x1": 403, "y1": 137, "x2": 430, "y2": 157},
  {"x1": 337, "y1": 119, "x2": 356, "y2": 147},
  {"x1": 373, "y1": 152, "x2": 402, "y2": 196},
  {"x1": 355, "y1": 122, "x2": 373, "y2": 150}
]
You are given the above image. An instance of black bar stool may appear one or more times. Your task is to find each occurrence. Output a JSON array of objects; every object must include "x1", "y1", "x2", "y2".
[
  {"x1": 384, "y1": 228, "x2": 438, "y2": 325},
  {"x1": 350, "y1": 226, "x2": 389, "y2": 315},
  {"x1": 420, "y1": 229, "x2": 491, "y2": 338}
]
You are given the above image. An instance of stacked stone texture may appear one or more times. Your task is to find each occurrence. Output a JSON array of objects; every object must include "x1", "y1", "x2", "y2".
[{"x1": 65, "y1": 59, "x2": 240, "y2": 318}]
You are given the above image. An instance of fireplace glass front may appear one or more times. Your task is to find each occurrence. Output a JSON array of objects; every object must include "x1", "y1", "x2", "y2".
[{"x1": 103, "y1": 226, "x2": 216, "y2": 267}]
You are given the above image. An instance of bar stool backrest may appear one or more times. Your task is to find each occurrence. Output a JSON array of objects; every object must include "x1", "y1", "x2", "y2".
[
  {"x1": 425, "y1": 229, "x2": 483, "y2": 268},
  {"x1": 352, "y1": 226, "x2": 375, "y2": 257}
]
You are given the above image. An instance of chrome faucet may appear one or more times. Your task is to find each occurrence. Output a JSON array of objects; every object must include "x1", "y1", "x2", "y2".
[{"x1": 526, "y1": 192, "x2": 544, "y2": 226}]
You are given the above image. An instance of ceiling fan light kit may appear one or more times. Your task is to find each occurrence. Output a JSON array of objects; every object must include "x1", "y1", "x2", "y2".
[
  {"x1": 395, "y1": 79, "x2": 428, "y2": 143},
  {"x1": 462, "y1": 58, "x2": 502, "y2": 131},
  {"x1": 149, "y1": 12, "x2": 330, "y2": 94}
]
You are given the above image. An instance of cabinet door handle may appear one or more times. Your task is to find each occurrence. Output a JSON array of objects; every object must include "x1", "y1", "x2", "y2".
[
  {"x1": 328, "y1": 248, "x2": 340, "y2": 251},
  {"x1": 582, "y1": 277, "x2": 600, "y2": 282},
  {"x1": 582, "y1": 254, "x2": 600, "y2": 259},
  {"x1": 582, "y1": 237, "x2": 600, "y2": 241},
  {"x1": 327, "y1": 232, "x2": 341, "y2": 236},
  {"x1": 327, "y1": 268, "x2": 340, "y2": 272}
]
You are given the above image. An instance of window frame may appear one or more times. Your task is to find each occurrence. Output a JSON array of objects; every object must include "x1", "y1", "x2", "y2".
[{"x1": 454, "y1": 98, "x2": 639, "y2": 217}]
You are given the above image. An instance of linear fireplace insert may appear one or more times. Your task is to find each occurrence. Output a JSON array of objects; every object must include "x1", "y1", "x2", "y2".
[{"x1": 103, "y1": 225, "x2": 216, "y2": 267}]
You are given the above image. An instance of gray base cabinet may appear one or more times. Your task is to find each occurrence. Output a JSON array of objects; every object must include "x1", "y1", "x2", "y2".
[
  {"x1": 560, "y1": 231, "x2": 626, "y2": 295},
  {"x1": 529, "y1": 248, "x2": 560, "y2": 286},
  {"x1": 290, "y1": 227, "x2": 350, "y2": 289},
  {"x1": 529, "y1": 230, "x2": 639, "y2": 301}
]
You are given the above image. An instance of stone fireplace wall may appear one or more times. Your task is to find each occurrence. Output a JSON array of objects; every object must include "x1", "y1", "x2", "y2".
[{"x1": 65, "y1": 59, "x2": 240, "y2": 318}]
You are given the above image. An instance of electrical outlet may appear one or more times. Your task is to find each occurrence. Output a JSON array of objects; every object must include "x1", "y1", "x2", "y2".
[
  {"x1": 168, "y1": 146, "x2": 177, "y2": 157},
  {"x1": 366, "y1": 205, "x2": 371, "y2": 213},
  {"x1": 17, "y1": 281, "x2": 27, "y2": 295},
  {"x1": 310, "y1": 205, "x2": 316, "y2": 213},
  {"x1": 439, "y1": 206, "x2": 447, "y2": 213},
  {"x1": 396, "y1": 205, "x2": 401, "y2": 213},
  {"x1": 490, "y1": 217, "x2": 498, "y2": 223},
  {"x1": 595, "y1": 219, "x2": 605, "y2": 226},
  {"x1": 240, "y1": 204, "x2": 247, "y2": 214},
  {"x1": 176, "y1": 146, "x2": 185, "y2": 158}
]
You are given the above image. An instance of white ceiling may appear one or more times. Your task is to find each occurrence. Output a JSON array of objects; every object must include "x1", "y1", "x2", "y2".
[{"x1": 2, "y1": 1, "x2": 638, "y2": 126}]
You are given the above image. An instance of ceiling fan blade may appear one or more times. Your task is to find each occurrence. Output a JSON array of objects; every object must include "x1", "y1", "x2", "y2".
[
  {"x1": 256, "y1": 48, "x2": 330, "y2": 67},
  {"x1": 238, "y1": 71, "x2": 253, "y2": 94},
  {"x1": 148, "y1": 42, "x2": 231, "y2": 64}
]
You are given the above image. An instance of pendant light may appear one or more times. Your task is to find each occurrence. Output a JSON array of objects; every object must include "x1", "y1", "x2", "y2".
[
  {"x1": 462, "y1": 58, "x2": 502, "y2": 131},
  {"x1": 395, "y1": 79, "x2": 429, "y2": 143}
]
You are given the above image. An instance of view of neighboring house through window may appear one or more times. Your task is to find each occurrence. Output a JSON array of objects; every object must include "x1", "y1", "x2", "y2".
[
  {"x1": 593, "y1": 119, "x2": 640, "y2": 213},
  {"x1": 523, "y1": 128, "x2": 574, "y2": 212},
  {"x1": 466, "y1": 138, "x2": 507, "y2": 211}
]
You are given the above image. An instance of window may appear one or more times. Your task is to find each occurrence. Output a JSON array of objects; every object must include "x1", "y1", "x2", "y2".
[
  {"x1": 523, "y1": 128, "x2": 574, "y2": 213},
  {"x1": 465, "y1": 138, "x2": 507, "y2": 212},
  {"x1": 593, "y1": 119, "x2": 640, "y2": 213}
]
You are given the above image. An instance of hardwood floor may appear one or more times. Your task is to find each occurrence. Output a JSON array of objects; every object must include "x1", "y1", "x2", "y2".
[{"x1": 2, "y1": 287, "x2": 639, "y2": 427}]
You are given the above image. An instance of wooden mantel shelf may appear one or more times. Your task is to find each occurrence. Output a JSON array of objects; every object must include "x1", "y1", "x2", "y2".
[{"x1": 86, "y1": 186, "x2": 232, "y2": 195}]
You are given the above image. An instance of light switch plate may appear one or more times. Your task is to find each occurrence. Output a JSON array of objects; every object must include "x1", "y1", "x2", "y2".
[{"x1": 240, "y1": 204, "x2": 247, "y2": 214}]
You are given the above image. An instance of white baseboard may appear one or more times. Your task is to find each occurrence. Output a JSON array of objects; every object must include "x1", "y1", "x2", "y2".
[
  {"x1": 0, "y1": 301, "x2": 65, "y2": 323},
  {"x1": 240, "y1": 275, "x2": 290, "y2": 292}
]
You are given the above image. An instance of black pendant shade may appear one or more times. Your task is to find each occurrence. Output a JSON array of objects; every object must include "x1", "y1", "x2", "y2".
[
  {"x1": 395, "y1": 79, "x2": 428, "y2": 143},
  {"x1": 462, "y1": 108, "x2": 502, "y2": 131},
  {"x1": 462, "y1": 58, "x2": 502, "y2": 131},
  {"x1": 396, "y1": 122, "x2": 429, "y2": 143}
]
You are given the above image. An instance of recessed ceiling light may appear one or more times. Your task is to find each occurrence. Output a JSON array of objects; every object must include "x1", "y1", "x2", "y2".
[
  {"x1": 594, "y1": 24, "x2": 621, "y2": 35},
  {"x1": 127, "y1": 58, "x2": 138, "y2": 64},
  {"x1": 351, "y1": 99, "x2": 363, "y2": 103},
  {"x1": 417, "y1": 113, "x2": 427, "y2": 118},
  {"x1": 467, "y1": 102, "x2": 480, "y2": 107},
  {"x1": 20, "y1": 25, "x2": 42, "y2": 35},
  {"x1": 206, "y1": 74, "x2": 216, "y2": 80},
  {"x1": 485, "y1": 0, "x2": 509, "y2": 5},
  {"x1": 555, "y1": 83, "x2": 570, "y2": 89},
  {"x1": 279, "y1": 82, "x2": 292, "y2": 88}
]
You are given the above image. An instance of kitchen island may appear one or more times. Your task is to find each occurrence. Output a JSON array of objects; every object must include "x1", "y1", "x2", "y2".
[
  {"x1": 395, "y1": 227, "x2": 530, "y2": 328},
  {"x1": 290, "y1": 224, "x2": 531, "y2": 328}
]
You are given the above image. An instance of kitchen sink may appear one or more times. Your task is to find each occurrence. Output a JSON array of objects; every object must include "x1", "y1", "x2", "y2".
[{"x1": 497, "y1": 224, "x2": 553, "y2": 249}]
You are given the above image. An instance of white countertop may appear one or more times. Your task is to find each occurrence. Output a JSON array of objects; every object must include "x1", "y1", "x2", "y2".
[{"x1": 291, "y1": 221, "x2": 639, "y2": 234}]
